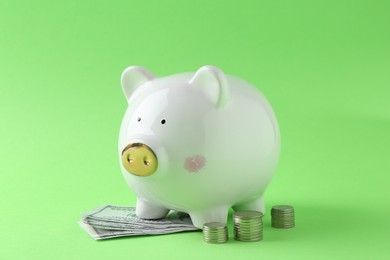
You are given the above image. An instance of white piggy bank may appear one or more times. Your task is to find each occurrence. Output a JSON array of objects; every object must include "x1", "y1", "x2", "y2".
[{"x1": 118, "y1": 65, "x2": 280, "y2": 229}]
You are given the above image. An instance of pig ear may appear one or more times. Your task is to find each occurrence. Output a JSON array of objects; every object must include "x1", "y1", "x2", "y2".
[
  {"x1": 121, "y1": 66, "x2": 155, "y2": 100},
  {"x1": 189, "y1": 65, "x2": 229, "y2": 108}
]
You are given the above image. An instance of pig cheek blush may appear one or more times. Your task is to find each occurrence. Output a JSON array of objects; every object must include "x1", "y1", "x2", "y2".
[{"x1": 184, "y1": 155, "x2": 207, "y2": 173}]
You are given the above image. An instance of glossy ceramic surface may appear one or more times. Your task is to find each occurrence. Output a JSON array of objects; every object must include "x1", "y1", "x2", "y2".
[{"x1": 118, "y1": 65, "x2": 280, "y2": 228}]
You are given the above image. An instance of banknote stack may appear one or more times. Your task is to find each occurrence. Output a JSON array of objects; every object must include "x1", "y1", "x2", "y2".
[
  {"x1": 203, "y1": 222, "x2": 228, "y2": 244},
  {"x1": 271, "y1": 205, "x2": 295, "y2": 229},
  {"x1": 79, "y1": 205, "x2": 200, "y2": 240},
  {"x1": 233, "y1": 211, "x2": 263, "y2": 242}
]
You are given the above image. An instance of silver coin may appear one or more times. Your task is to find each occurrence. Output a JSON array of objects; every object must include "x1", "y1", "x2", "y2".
[
  {"x1": 203, "y1": 222, "x2": 227, "y2": 229},
  {"x1": 233, "y1": 220, "x2": 262, "y2": 225},
  {"x1": 235, "y1": 237, "x2": 263, "y2": 242},
  {"x1": 271, "y1": 213, "x2": 295, "y2": 216},
  {"x1": 234, "y1": 221, "x2": 263, "y2": 225},
  {"x1": 234, "y1": 210, "x2": 263, "y2": 219},
  {"x1": 272, "y1": 225, "x2": 293, "y2": 228},
  {"x1": 235, "y1": 227, "x2": 262, "y2": 231},
  {"x1": 272, "y1": 205, "x2": 294, "y2": 210}
]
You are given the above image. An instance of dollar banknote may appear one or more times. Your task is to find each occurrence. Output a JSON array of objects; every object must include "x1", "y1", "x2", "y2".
[{"x1": 79, "y1": 205, "x2": 200, "y2": 240}]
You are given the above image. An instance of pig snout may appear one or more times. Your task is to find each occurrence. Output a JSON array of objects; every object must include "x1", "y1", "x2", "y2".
[{"x1": 121, "y1": 143, "x2": 158, "y2": 177}]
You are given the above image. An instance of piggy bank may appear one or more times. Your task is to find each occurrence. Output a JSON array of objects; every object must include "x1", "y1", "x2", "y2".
[{"x1": 118, "y1": 65, "x2": 280, "y2": 229}]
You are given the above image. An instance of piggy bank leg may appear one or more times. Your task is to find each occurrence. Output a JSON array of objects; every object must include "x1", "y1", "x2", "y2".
[
  {"x1": 189, "y1": 206, "x2": 229, "y2": 229},
  {"x1": 233, "y1": 195, "x2": 265, "y2": 214},
  {"x1": 136, "y1": 198, "x2": 169, "y2": 219}
]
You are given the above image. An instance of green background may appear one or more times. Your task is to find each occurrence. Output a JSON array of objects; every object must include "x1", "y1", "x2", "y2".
[{"x1": 1, "y1": 0, "x2": 389, "y2": 259}]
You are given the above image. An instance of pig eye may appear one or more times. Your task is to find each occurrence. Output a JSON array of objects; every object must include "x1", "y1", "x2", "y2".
[
  {"x1": 161, "y1": 119, "x2": 166, "y2": 125},
  {"x1": 137, "y1": 117, "x2": 141, "y2": 122}
]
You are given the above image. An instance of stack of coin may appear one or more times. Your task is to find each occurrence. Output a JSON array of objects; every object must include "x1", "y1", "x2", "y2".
[
  {"x1": 203, "y1": 222, "x2": 228, "y2": 244},
  {"x1": 233, "y1": 211, "x2": 263, "y2": 242},
  {"x1": 271, "y1": 205, "x2": 295, "y2": 228}
]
